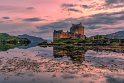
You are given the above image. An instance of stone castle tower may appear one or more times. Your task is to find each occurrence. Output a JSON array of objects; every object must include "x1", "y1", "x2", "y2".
[
  {"x1": 70, "y1": 22, "x2": 84, "y2": 35},
  {"x1": 53, "y1": 23, "x2": 85, "y2": 41}
]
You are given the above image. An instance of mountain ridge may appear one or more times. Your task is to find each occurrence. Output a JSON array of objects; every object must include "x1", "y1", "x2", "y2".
[
  {"x1": 18, "y1": 34, "x2": 46, "y2": 43},
  {"x1": 106, "y1": 30, "x2": 124, "y2": 39}
]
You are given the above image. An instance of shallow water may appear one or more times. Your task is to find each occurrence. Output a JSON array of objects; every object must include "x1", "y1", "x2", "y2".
[{"x1": 0, "y1": 46, "x2": 124, "y2": 83}]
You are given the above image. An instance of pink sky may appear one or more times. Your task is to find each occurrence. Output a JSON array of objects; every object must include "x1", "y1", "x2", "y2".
[{"x1": 0, "y1": 0, "x2": 124, "y2": 40}]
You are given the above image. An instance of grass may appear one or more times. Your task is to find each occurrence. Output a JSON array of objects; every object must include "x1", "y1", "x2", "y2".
[
  {"x1": 53, "y1": 38, "x2": 93, "y2": 44},
  {"x1": 0, "y1": 33, "x2": 30, "y2": 44}
]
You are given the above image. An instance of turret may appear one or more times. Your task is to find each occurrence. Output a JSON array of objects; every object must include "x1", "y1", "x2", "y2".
[{"x1": 70, "y1": 23, "x2": 84, "y2": 35}]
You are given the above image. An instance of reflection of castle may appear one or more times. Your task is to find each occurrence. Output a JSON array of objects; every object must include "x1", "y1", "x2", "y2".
[
  {"x1": 53, "y1": 23, "x2": 86, "y2": 41},
  {"x1": 53, "y1": 46, "x2": 86, "y2": 63}
]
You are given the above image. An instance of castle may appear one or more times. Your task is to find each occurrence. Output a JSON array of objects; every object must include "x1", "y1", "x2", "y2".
[{"x1": 53, "y1": 23, "x2": 86, "y2": 41}]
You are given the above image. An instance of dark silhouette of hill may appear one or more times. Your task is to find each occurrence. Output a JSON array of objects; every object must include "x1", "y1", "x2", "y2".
[{"x1": 106, "y1": 30, "x2": 124, "y2": 39}]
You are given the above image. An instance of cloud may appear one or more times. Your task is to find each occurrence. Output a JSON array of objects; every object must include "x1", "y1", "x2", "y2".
[
  {"x1": 63, "y1": 11, "x2": 124, "y2": 28},
  {"x1": 68, "y1": 8, "x2": 82, "y2": 13},
  {"x1": 85, "y1": 11, "x2": 124, "y2": 25},
  {"x1": 80, "y1": 5, "x2": 91, "y2": 9},
  {"x1": 37, "y1": 11, "x2": 124, "y2": 32},
  {"x1": 102, "y1": 27, "x2": 124, "y2": 30},
  {"x1": 23, "y1": 18, "x2": 46, "y2": 22},
  {"x1": 0, "y1": 22, "x2": 37, "y2": 34},
  {"x1": 0, "y1": 5, "x2": 35, "y2": 13},
  {"x1": 61, "y1": 3, "x2": 77, "y2": 8},
  {"x1": 37, "y1": 20, "x2": 71, "y2": 30},
  {"x1": 61, "y1": 3, "x2": 82, "y2": 13},
  {"x1": 2, "y1": 17, "x2": 10, "y2": 19},
  {"x1": 105, "y1": 0, "x2": 124, "y2": 5},
  {"x1": 61, "y1": 3, "x2": 91, "y2": 9},
  {"x1": 26, "y1": 7, "x2": 35, "y2": 10},
  {"x1": 37, "y1": 11, "x2": 124, "y2": 31}
]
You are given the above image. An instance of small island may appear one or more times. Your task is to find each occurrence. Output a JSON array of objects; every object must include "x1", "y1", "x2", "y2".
[{"x1": 39, "y1": 23, "x2": 124, "y2": 52}]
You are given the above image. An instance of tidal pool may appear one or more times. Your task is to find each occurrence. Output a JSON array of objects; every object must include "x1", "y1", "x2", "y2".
[{"x1": 0, "y1": 46, "x2": 123, "y2": 83}]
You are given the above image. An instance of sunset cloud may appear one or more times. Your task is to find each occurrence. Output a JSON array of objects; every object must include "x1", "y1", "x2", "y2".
[
  {"x1": 105, "y1": 0, "x2": 124, "y2": 5},
  {"x1": 68, "y1": 8, "x2": 82, "y2": 13},
  {"x1": 2, "y1": 17, "x2": 10, "y2": 19},
  {"x1": 23, "y1": 18, "x2": 46, "y2": 22},
  {"x1": 26, "y1": 7, "x2": 35, "y2": 10},
  {"x1": 61, "y1": 3, "x2": 77, "y2": 8}
]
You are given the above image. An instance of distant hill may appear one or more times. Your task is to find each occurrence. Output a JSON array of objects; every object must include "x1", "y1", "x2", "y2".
[
  {"x1": 106, "y1": 30, "x2": 124, "y2": 39},
  {"x1": 0, "y1": 33, "x2": 10, "y2": 38},
  {"x1": 0, "y1": 33, "x2": 30, "y2": 42},
  {"x1": 17, "y1": 34, "x2": 46, "y2": 48},
  {"x1": 18, "y1": 34, "x2": 46, "y2": 43},
  {"x1": 0, "y1": 33, "x2": 30, "y2": 47}
]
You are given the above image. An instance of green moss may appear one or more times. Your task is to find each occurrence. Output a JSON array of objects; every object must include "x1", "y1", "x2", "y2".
[
  {"x1": 111, "y1": 42, "x2": 120, "y2": 46},
  {"x1": 53, "y1": 38, "x2": 93, "y2": 44}
]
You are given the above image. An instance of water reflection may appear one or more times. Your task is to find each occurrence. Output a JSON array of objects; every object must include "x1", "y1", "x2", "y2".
[
  {"x1": 0, "y1": 44, "x2": 18, "y2": 52},
  {"x1": 53, "y1": 46, "x2": 87, "y2": 63},
  {"x1": 0, "y1": 43, "x2": 30, "y2": 52},
  {"x1": 0, "y1": 45, "x2": 123, "y2": 83},
  {"x1": 0, "y1": 44, "x2": 87, "y2": 63}
]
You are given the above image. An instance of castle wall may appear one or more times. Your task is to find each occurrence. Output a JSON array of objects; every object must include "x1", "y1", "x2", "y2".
[
  {"x1": 53, "y1": 30, "x2": 71, "y2": 41},
  {"x1": 53, "y1": 23, "x2": 85, "y2": 42},
  {"x1": 59, "y1": 31, "x2": 71, "y2": 39}
]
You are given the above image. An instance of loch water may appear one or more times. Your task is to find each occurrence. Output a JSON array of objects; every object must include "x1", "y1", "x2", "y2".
[{"x1": 0, "y1": 45, "x2": 123, "y2": 83}]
